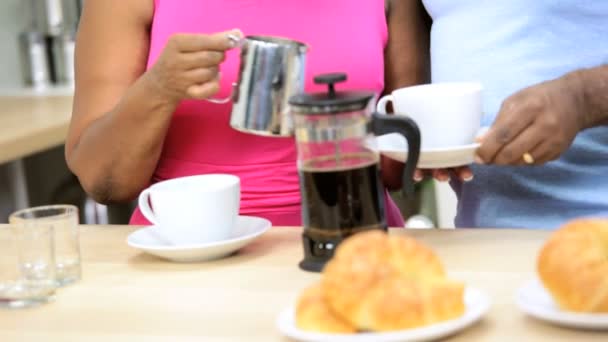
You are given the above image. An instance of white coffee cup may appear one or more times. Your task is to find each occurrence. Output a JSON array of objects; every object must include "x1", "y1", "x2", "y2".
[
  {"x1": 138, "y1": 174, "x2": 240, "y2": 245},
  {"x1": 376, "y1": 82, "x2": 483, "y2": 150}
]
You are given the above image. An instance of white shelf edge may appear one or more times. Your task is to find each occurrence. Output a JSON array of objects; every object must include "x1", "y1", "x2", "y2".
[{"x1": 0, "y1": 85, "x2": 74, "y2": 97}]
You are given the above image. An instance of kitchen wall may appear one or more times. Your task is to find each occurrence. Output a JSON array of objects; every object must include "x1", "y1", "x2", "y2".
[
  {"x1": 0, "y1": 0, "x2": 26, "y2": 221},
  {"x1": 0, "y1": 0, "x2": 26, "y2": 88},
  {"x1": 0, "y1": 1, "x2": 133, "y2": 224}
]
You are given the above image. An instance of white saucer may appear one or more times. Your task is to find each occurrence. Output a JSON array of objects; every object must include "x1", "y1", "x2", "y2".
[
  {"x1": 516, "y1": 279, "x2": 608, "y2": 330},
  {"x1": 374, "y1": 133, "x2": 480, "y2": 169},
  {"x1": 126, "y1": 215, "x2": 271, "y2": 262},
  {"x1": 276, "y1": 286, "x2": 491, "y2": 342}
]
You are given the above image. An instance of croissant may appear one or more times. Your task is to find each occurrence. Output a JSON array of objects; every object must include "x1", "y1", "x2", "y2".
[
  {"x1": 295, "y1": 283, "x2": 357, "y2": 333},
  {"x1": 320, "y1": 231, "x2": 465, "y2": 331},
  {"x1": 537, "y1": 218, "x2": 608, "y2": 312}
]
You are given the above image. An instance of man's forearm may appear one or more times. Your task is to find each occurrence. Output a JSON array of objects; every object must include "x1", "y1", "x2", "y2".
[{"x1": 575, "y1": 64, "x2": 608, "y2": 128}]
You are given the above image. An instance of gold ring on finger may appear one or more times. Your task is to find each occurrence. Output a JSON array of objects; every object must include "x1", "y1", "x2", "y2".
[{"x1": 522, "y1": 152, "x2": 535, "y2": 164}]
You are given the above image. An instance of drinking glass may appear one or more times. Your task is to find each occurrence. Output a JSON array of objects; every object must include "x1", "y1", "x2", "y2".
[
  {"x1": 10, "y1": 205, "x2": 81, "y2": 286},
  {"x1": 0, "y1": 223, "x2": 56, "y2": 308}
]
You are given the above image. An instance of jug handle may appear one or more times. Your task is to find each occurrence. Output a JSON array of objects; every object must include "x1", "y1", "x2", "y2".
[
  {"x1": 206, "y1": 82, "x2": 238, "y2": 104},
  {"x1": 370, "y1": 113, "x2": 421, "y2": 197},
  {"x1": 204, "y1": 34, "x2": 243, "y2": 104}
]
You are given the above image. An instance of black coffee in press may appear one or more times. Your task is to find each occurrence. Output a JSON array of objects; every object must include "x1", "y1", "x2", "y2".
[{"x1": 300, "y1": 153, "x2": 387, "y2": 240}]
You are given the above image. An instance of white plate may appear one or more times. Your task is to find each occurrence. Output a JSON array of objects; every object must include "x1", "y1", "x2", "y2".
[
  {"x1": 373, "y1": 133, "x2": 480, "y2": 169},
  {"x1": 516, "y1": 279, "x2": 608, "y2": 330},
  {"x1": 276, "y1": 286, "x2": 491, "y2": 342},
  {"x1": 126, "y1": 215, "x2": 271, "y2": 262}
]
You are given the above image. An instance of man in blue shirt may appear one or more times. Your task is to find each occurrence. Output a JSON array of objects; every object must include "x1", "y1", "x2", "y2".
[{"x1": 395, "y1": 1, "x2": 608, "y2": 228}]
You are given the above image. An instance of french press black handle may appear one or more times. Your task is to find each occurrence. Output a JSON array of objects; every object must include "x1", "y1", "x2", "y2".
[{"x1": 371, "y1": 113, "x2": 421, "y2": 197}]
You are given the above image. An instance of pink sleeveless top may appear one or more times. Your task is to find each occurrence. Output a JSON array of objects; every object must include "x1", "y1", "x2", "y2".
[{"x1": 130, "y1": 0, "x2": 405, "y2": 227}]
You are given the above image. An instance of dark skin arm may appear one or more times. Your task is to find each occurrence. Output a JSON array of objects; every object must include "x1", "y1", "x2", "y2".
[
  {"x1": 66, "y1": 0, "x2": 159, "y2": 204},
  {"x1": 581, "y1": 65, "x2": 608, "y2": 127},
  {"x1": 65, "y1": 0, "x2": 237, "y2": 204},
  {"x1": 384, "y1": 0, "x2": 431, "y2": 92},
  {"x1": 476, "y1": 65, "x2": 608, "y2": 165},
  {"x1": 381, "y1": 0, "x2": 432, "y2": 190}
]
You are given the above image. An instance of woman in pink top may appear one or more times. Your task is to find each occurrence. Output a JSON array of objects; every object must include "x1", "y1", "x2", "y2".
[{"x1": 66, "y1": 0, "x2": 431, "y2": 226}]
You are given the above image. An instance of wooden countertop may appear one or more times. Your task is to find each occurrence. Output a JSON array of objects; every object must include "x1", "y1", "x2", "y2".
[
  {"x1": 0, "y1": 96, "x2": 73, "y2": 164},
  {"x1": 0, "y1": 226, "x2": 605, "y2": 341}
]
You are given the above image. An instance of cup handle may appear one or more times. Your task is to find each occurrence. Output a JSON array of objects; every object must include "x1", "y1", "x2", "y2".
[
  {"x1": 371, "y1": 112, "x2": 421, "y2": 197},
  {"x1": 376, "y1": 95, "x2": 393, "y2": 114},
  {"x1": 138, "y1": 188, "x2": 160, "y2": 226}
]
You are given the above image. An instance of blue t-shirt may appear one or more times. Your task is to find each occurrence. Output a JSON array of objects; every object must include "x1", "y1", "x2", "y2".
[{"x1": 422, "y1": 0, "x2": 608, "y2": 228}]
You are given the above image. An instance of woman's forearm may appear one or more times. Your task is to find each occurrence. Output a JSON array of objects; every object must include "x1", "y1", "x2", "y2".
[
  {"x1": 67, "y1": 73, "x2": 178, "y2": 203},
  {"x1": 67, "y1": 0, "x2": 231, "y2": 204}
]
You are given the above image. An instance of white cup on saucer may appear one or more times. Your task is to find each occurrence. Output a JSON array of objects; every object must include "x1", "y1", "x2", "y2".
[
  {"x1": 138, "y1": 174, "x2": 240, "y2": 245},
  {"x1": 377, "y1": 82, "x2": 483, "y2": 150}
]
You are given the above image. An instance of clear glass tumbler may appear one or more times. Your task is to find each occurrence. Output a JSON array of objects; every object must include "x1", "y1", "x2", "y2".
[
  {"x1": 10, "y1": 205, "x2": 81, "y2": 286},
  {"x1": 0, "y1": 224, "x2": 56, "y2": 308}
]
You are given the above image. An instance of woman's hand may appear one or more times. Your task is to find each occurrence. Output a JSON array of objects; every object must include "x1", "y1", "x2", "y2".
[
  {"x1": 475, "y1": 73, "x2": 586, "y2": 165},
  {"x1": 145, "y1": 29, "x2": 242, "y2": 103},
  {"x1": 414, "y1": 167, "x2": 474, "y2": 183},
  {"x1": 414, "y1": 127, "x2": 489, "y2": 183},
  {"x1": 381, "y1": 158, "x2": 473, "y2": 190}
]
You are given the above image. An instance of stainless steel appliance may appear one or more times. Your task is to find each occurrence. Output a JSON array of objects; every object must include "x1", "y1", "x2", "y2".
[
  {"x1": 206, "y1": 35, "x2": 308, "y2": 137},
  {"x1": 18, "y1": 30, "x2": 51, "y2": 88}
]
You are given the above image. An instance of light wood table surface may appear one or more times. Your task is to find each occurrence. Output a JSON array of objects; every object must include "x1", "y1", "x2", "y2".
[
  {"x1": 0, "y1": 226, "x2": 606, "y2": 341},
  {"x1": 0, "y1": 96, "x2": 72, "y2": 164}
]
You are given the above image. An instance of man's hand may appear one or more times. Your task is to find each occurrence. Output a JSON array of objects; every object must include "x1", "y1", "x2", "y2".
[{"x1": 476, "y1": 72, "x2": 587, "y2": 165}]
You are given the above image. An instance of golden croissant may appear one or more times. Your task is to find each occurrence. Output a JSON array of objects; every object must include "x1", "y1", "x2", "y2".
[
  {"x1": 295, "y1": 230, "x2": 465, "y2": 333},
  {"x1": 537, "y1": 218, "x2": 608, "y2": 312}
]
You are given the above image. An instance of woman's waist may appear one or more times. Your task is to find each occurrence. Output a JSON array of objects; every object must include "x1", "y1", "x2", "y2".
[{"x1": 162, "y1": 105, "x2": 298, "y2": 165}]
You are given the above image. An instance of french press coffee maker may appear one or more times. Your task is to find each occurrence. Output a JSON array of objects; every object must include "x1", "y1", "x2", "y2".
[{"x1": 289, "y1": 73, "x2": 421, "y2": 272}]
